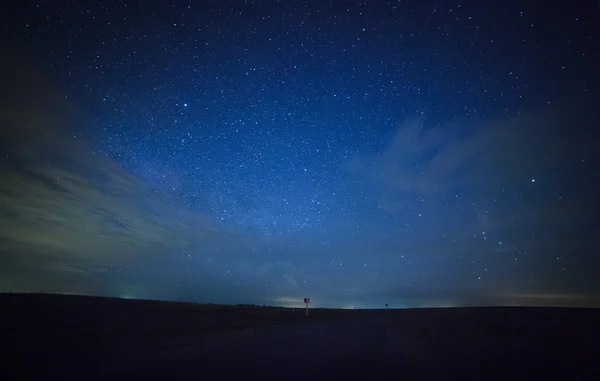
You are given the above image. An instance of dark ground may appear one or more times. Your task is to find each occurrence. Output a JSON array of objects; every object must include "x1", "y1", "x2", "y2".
[{"x1": 2, "y1": 293, "x2": 599, "y2": 380}]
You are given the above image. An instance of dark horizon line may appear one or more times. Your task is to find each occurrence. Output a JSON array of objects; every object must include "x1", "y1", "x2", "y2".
[{"x1": 3, "y1": 292, "x2": 599, "y2": 310}]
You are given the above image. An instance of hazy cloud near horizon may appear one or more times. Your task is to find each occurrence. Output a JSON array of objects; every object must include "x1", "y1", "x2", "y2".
[{"x1": 0, "y1": 61, "x2": 298, "y2": 301}]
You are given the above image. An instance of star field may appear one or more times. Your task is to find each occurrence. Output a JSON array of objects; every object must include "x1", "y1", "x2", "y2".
[{"x1": 0, "y1": 0, "x2": 598, "y2": 307}]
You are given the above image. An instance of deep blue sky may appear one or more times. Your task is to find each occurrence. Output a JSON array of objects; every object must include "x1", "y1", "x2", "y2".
[{"x1": 1, "y1": 0, "x2": 598, "y2": 307}]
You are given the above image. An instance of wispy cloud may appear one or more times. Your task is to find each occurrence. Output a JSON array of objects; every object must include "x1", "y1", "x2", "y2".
[
  {"x1": 0, "y1": 59, "x2": 306, "y2": 302},
  {"x1": 348, "y1": 109, "x2": 595, "y2": 222},
  {"x1": 0, "y1": 58, "x2": 230, "y2": 287}
]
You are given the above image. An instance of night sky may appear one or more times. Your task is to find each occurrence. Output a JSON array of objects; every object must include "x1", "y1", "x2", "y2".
[{"x1": 1, "y1": 0, "x2": 598, "y2": 308}]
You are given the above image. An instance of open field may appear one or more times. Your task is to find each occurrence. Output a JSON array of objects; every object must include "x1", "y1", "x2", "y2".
[{"x1": 2, "y1": 293, "x2": 599, "y2": 380}]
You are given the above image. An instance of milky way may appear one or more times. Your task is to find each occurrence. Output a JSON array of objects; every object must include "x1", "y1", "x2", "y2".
[{"x1": 0, "y1": 0, "x2": 598, "y2": 307}]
